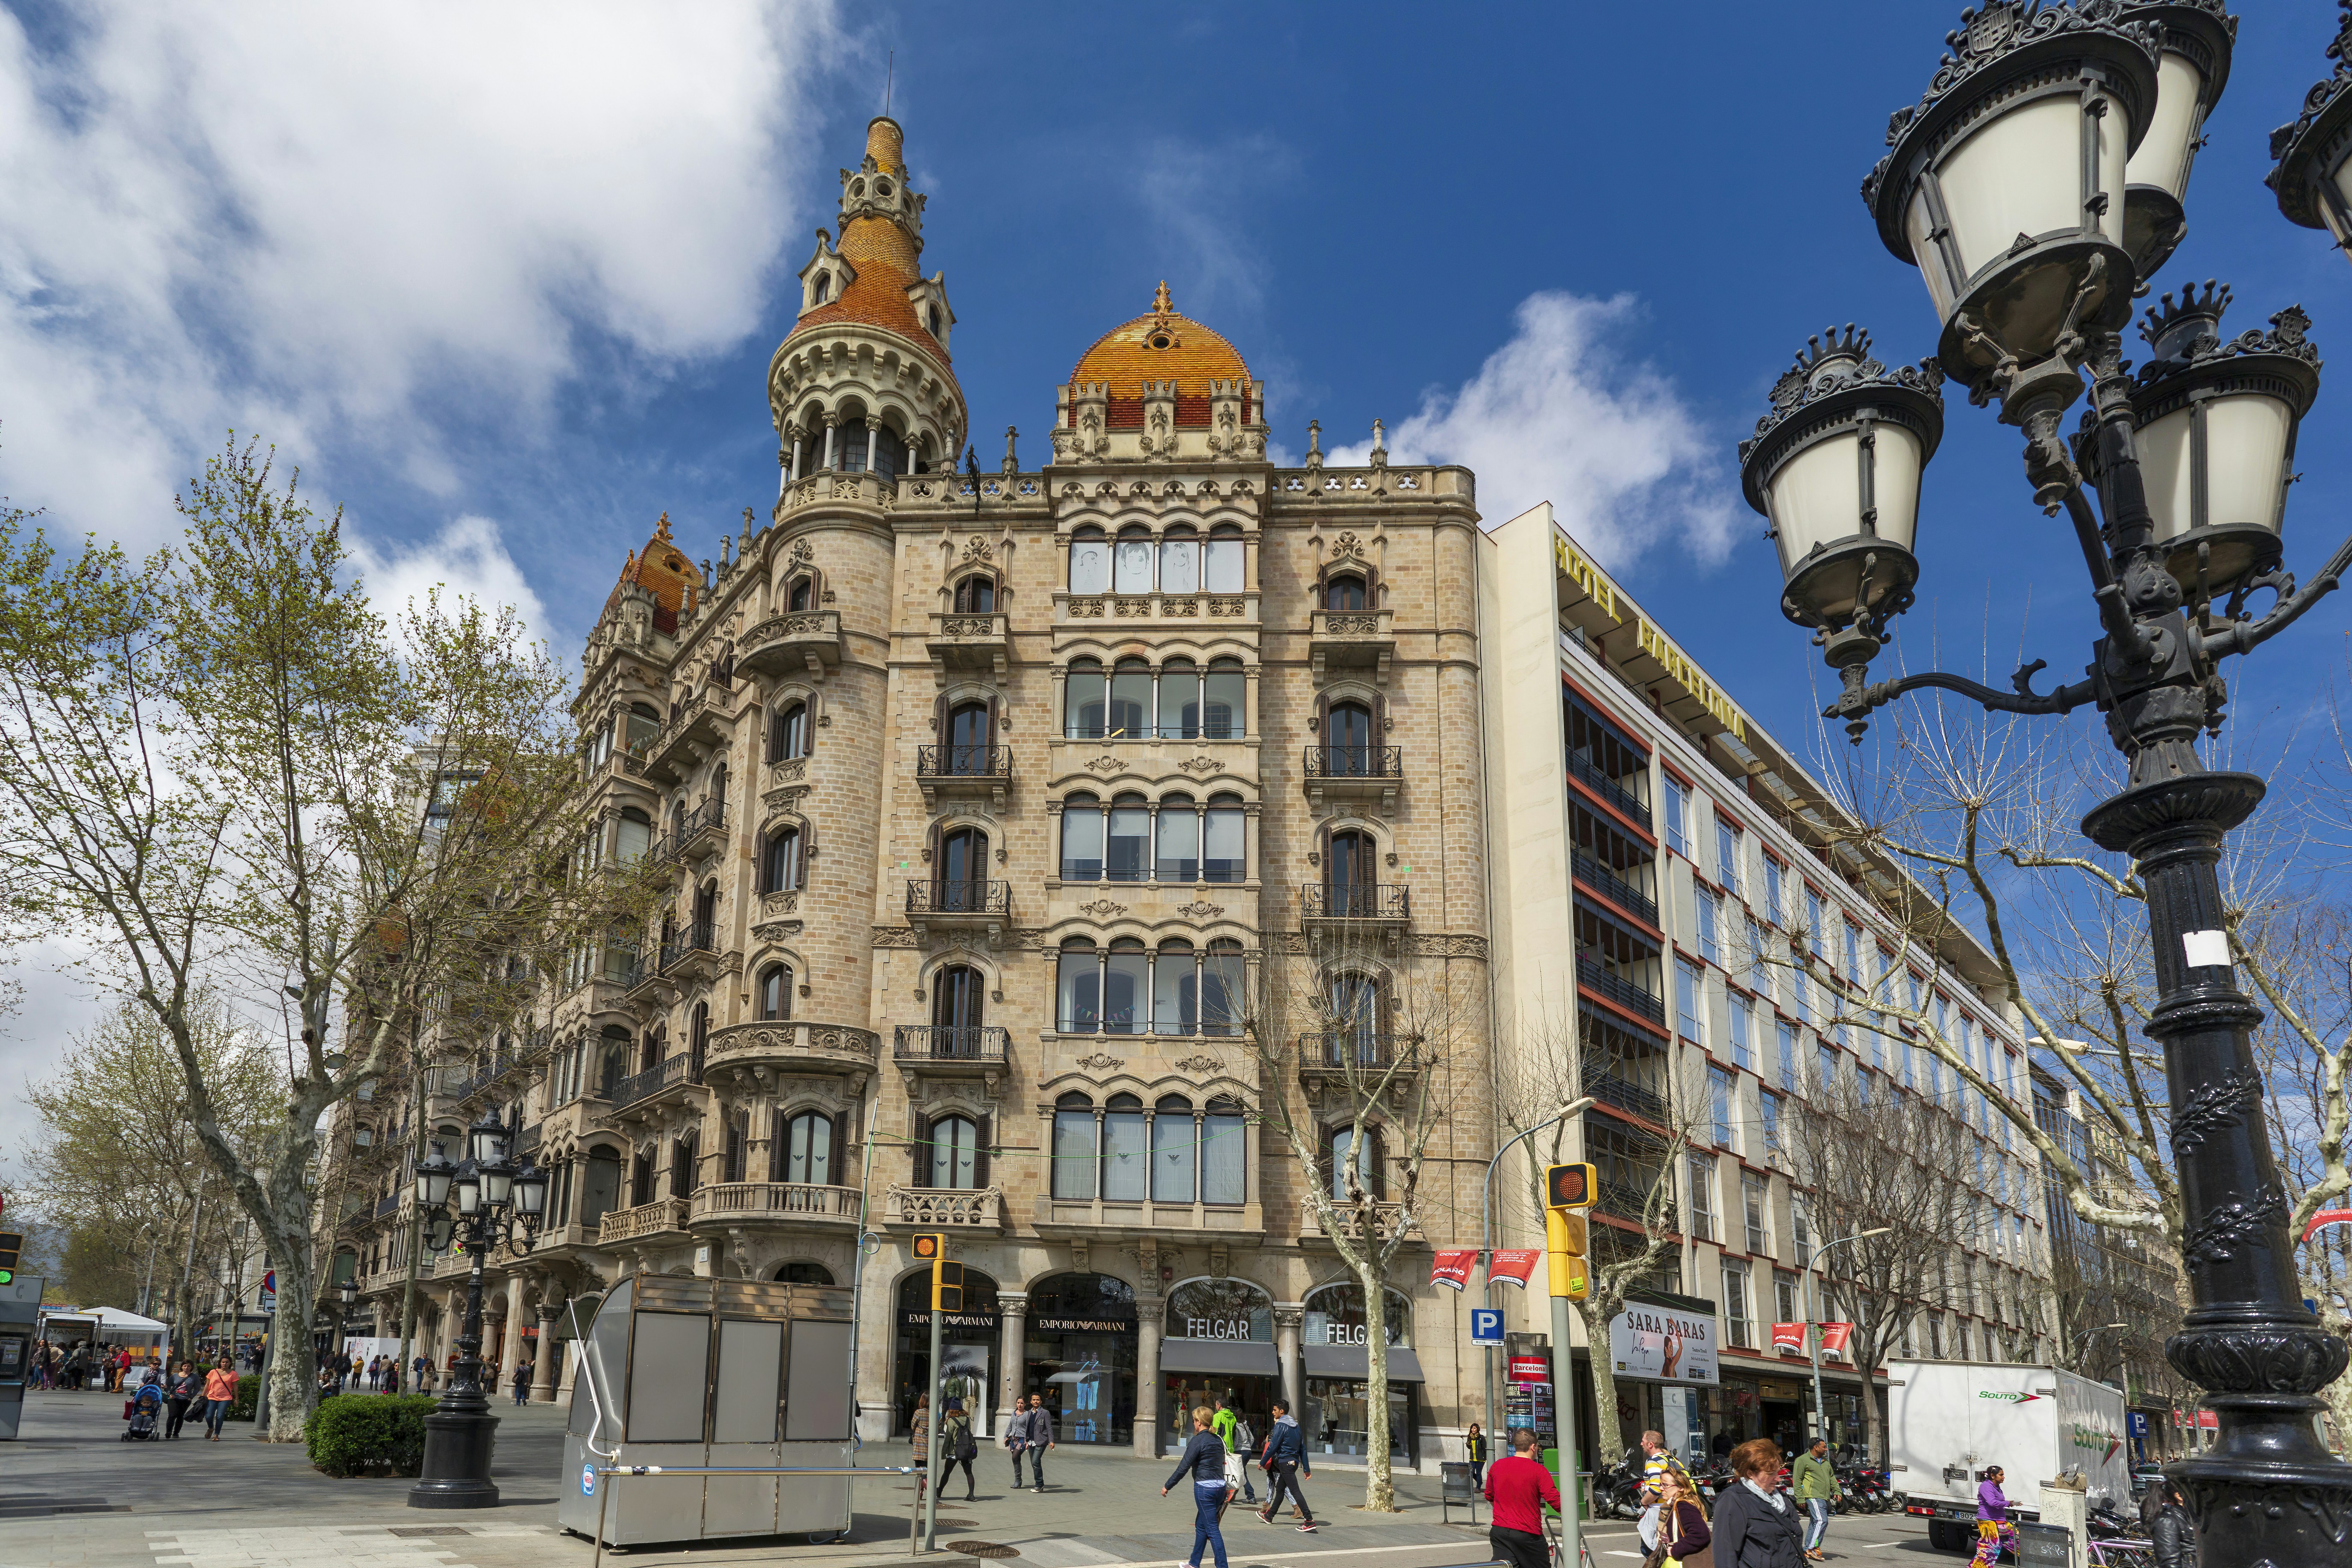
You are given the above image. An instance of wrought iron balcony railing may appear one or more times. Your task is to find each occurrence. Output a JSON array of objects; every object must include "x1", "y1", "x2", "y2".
[
  {"x1": 1300, "y1": 883, "x2": 1410, "y2": 921},
  {"x1": 1297, "y1": 1033, "x2": 1417, "y2": 1071},
  {"x1": 1302, "y1": 744, "x2": 1403, "y2": 779},
  {"x1": 916, "y1": 744, "x2": 1011, "y2": 780},
  {"x1": 609, "y1": 1051, "x2": 702, "y2": 1110},
  {"x1": 906, "y1": 880, "x2": 1011, "y2": 916},
  {"x1": 894, "y1": 1025, "x2": 1010, "y2": 1062}
]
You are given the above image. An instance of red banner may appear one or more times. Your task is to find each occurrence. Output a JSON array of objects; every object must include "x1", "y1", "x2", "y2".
[
  {"x1": 1770, "y1": 1322, "x2": 1808, "y2": 1354},
  {"x1": 2302, "y1": 1208, "x2": 2352, "y2": 1244},
  {"x1": 1819, "y1": 1322, "x2": 1853, "y2": 1360},
  {"x1": 1432, "y1": 1250, "x2": 1477, "y2": 1291},
  {"x1": 1488, "y1": 1249, "x2": 1542, "y2": 1288}
]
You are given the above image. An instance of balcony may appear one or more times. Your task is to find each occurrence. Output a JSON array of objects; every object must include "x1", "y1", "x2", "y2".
[
  {"x1": 597, "y1": 1196, "x2": 692, "y2": 1247},
  {"x1": 1572, "y1": 849, "x2": 1658, "y2": 928},
  {"x1": 926, "y1": 610, "x2": 1012, "y2": 676},
  {"x1": 674, "y1": 799, "x2": 726, "y2": 865},
  {"x1": 1567, "y1": 749, "x2": 1651, "y2": 830},
  {"x1": 374, "y1": 1191, "x2": 403, "y2": 1219},
  {"x1": 687, "y1": 1181, "x2": 861, "y2": 1229},
  {"x1": 1032, "y1": 1194, "x2": 1265, "y2": 1240},
  {"x1": 701, "y1": 1020, "x2": 881, "y2": 1092},
  {"x1": 1302, "y1": 744, "x2": 1402, "y2": 818},
  {"x1": 1588, "y1": 1069, "x2": 1669, "y2": 1124},
  {"x1": 1578, "y1": 952, "x2": 1667, "y2": 1026},
  {"x1": 893, "y1": 1024, "x2": 1010, "y2": 1094},
  {"x1": 644, "y1": 693, "x2": 729, "y2": 785},
  {"x1": 1055, "y1": 590, "x2": 1260, "y2": 629},
  {"x1": 609, "y1": 1050, "x2": 703, "y2": 1114},
  {"x1": 1297, "y1": 1197, "x2": 1421, "y2": 1247},
  {"x1": 737, "y1": 609, "x2": 842, "y2": 681},
  {"x1": 917, "y1": 744, "x2": 1011, "y2": 812},
  {"x1": 1300, "y1": 883, "x2": 1409, "y2": 951},
  {"x1": 885, "y1": 1185, "x2": 1006, "y2": 1232},
  {"x1": 906, "y1": 879, "x2": 1010, "y2": 947},
  {"x1": 1308, "y1": 606, "x2": 1395, "y2": 686},
  {"x1": 659, "y1": 919, "x2": 720, "y2": 988}
]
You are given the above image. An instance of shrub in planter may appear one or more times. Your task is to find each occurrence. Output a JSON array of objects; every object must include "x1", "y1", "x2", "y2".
[
  {"x1": 226, "y1": 1377, "x2": 259, "y2": 1423},
  {"x1": 306, "y1": 1394, "x2": 438, "y2": 1477}
]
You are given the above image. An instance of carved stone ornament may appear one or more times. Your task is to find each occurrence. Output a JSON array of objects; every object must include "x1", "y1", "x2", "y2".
[
  {"x1": 1086, "y1": 755, "x2": 1121, "y2": 772},
  {"x1": 871, "y1": 926, "x2": 922, "y2": 949},
  {"x1": 791, "y1": 538, "x2": 814, "y2": 563},
  {"x1": 1178, "y1": 756, "x2": 1220, "y2": 774},
  {"x1": 1078, "y1": 899, "x2": 1127, "y2": 917},
  {"x1": 964, "y1": 535, "x2": 995, "y2": 562},
  {"x1": 1171, "y1": 1054, "x2": 1224, "y2": 1074},
  {"x1": 761, "y1": 891, "x2": 800, "y2": 918},
  {"x1": 1074, "y1": 1052, "x2": 1125, "y2": 1071},
  {"x1": 751, "y1": 920, "x2": 803, "y2": 944},
  {"x1": 1331, "y1": 531, "x2": 1364, "y2": 559},
  {"x1": 1405, "y1": 933, "x2": 1491, "y2": 961},
  {"x1": 2167, "y1": 1325, "x2": 2351, "y2": 1398},
  {"x1": 1176, "y1": 901, "x2": 1225, "y2": 920}
]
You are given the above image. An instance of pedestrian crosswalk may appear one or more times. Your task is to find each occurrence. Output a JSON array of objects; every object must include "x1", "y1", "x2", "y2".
[{"x1": 146, "y1": 1523, "x2": 554, "y2": 1568}]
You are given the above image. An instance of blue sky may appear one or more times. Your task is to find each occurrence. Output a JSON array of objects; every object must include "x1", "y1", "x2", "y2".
[{"x1": 3, "y1": 2, "x2": 2351, "y2": 1139}]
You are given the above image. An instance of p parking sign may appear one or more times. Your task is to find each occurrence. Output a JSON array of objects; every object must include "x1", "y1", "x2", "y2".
[{"x1": 1470, "y1": 1308, "x2": 1504, "y2": 1346}]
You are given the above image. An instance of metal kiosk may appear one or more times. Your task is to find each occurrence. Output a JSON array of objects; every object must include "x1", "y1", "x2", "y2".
[
  {"x1": 559, "y1": 1275, "x2": 856, "y2": 1547},
  {"x1": 0, "y1": 1276, "x2": 40, "y2": 1440}
]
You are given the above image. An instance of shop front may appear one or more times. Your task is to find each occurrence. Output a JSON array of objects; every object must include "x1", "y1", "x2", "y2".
[
  {"x1": 1158, "y1": 1277, "x2": 1281, "y2": 1452},
  {"x1": 1299, "y1": 1282, "x2": 1421, "y2": 1463},
  {"x1": 1605, "y1": 1293, "x2": 1721, "y2": 1462},
  {"x1": 895, "y1": 1267, "x2": 1000, "y2": 1437},
  {"x1": 1024, "y1": 1272, "x2": 1136, "y2": 1447}
]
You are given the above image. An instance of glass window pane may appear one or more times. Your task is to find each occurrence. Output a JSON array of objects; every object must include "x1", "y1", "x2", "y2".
[
  {"x1": 1107, "y1": 802, "x2": 1150, "y2": 882},
  {"x1": 1061, "y1": 803, "x2": 1104, "y2": 881},
  {"x1": 1102, "y1": 1107, "x2": 1147, "y2": 1200},
  {"x1": 616, "y1": 815, "x2": 652, "y2": 865},
  {"x1": 1202, "y1": 1112, "x2": 1245, "y2": 1204},
  {"x1": 1103, "y1": 948, "x2": 1147, "y2": 1033},
  {"x1": 1204, "y1": 806, "x2": 1244, "y2": 884},
  {"x1": 1204, "y1": 532, "x2": 1244, "y2": 593},
  {"x1": 1052, "y1": 1111, "x2": 1096, "y2": 1198},
  {"x1": 1152, "y1": 1111, "x2": 1196, "y2": 1202},
  {"x1": 1070, "y1": 535, "x2": 1108, "y2": 594},
  {"x1": 1153, "y1": 947, "x2": 1197, "y2": 1034},
  {"x1": 1067, "y1": 665, "x2": 1105, "y2": 739},
  {"x1": 1159, "y1": 536, "x2": 1200, "y2": 595},
  {"x1": 1202, "y1": 948, "x2": 1244, "y2": 1036},
  {"x1": 1156, "y1": 807, "x2": 1199, "y2": 883},
  {"x1": 1059, "y1": 948, "x2": 1100, "y2": 1031},
  {"x1": 1114, "y1": 534, "x2": 1153, "y2": 594},
  {"x1": 1109, "y1": 663, "x2": 1151, "y2": 739},
  {"x1": 929, "y1": 1115, "x2": 977, "y2": 1189},
  {"x1": 1159, "y1": 662, "x2": 1200, "y2": 739},
  {"x1": 1204, "y1": 663, "x2": 1244, "y2": 739}
]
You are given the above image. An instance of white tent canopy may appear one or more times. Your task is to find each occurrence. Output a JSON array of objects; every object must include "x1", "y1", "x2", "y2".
[{"x1": 40, "y1": 1306, "x2": 169, "y2": 1342}]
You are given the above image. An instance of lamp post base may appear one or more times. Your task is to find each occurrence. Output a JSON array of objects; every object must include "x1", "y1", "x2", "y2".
[{"x1": 408, "y1": 1400, "x2": 502, "y2": 1509}]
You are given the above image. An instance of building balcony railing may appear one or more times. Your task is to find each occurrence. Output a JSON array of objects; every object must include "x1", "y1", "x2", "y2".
[
  {"x1": 1053, "y1": 590, "x2": 1260, "y2": 630},
  {"x1": 1300, "y1": 883, "x2": 1410, "y2": 924},
  {"x1": 1567, "y1": 749, "x2": 1651, "y2": 829},
  {"x1": 1302, "y1": 744, "x2": 1403, "y2": 817},
  {"x1": 702, "y1": 1020, "x2": 881, "y2": 1082},
  {"x1": 674, "y1": 798, "x2": 726, "y2": 863},
  {"x1": 894, "y1": 1025, "x2": 1010, "y2": 1063},
  {"x1": 916, "y1": 744, "x2": 1011, "y2": 811},
  {"x1": 643, "y1": 693, "x2": 729, "y2": 785},
  {"x1": 596, "y1": 1196, "x2": 692, "y2": 1246},
  {"x1": 1578, "y1": 953, "x2": 1667, "y2": 1025},
  {"x1": 609, "y1": 1050, "x2": 702, "y2": 1112},
  {"x1": 885, "y1": 1185, "x2": 1005, "y2": 1231},
  {"x1": 1297, "y1": 1033, "x2": 1416, "y2": 1072},
  {"x1": 374, "y1": 1191, "x2": 403, "y2": 1218},
  {"x1": 1572, "y1": 849, "x2": 1659, "y2": 928},
  {"x1": 926, "y1": 610, "x2": 1012, "y2": 675},
  {"x1": 737, "y1": 609, "x2": 842, "y2": 681},
  {"x1": 1298, "y1": 1197, "x2": 1420, "y2": 1245},
  {"x1": 686, "y1": 1181, "x2": 861, "y2": 1227},
  {"x1": 1588, "y1": 1070, "x2": 1669, "y2": 1124},
  {"x1": 1308, "y1": 606, "x2": 1395, "y2": 686},
  {"x1": 659, "y1": 919, "x2": 720, "y2": 985},
  {"x1": 907, "y1": 881, "x2": 1011, "y2": 945}
]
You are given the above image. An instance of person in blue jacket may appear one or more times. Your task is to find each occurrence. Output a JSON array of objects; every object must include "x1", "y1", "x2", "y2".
[
  {"x1": 1161, "y1": 1404, "x2": 1232, "y2": 1568},
  {"x1": 1254, "y1": 1399, "x2": 1319, "y2": 1533}
]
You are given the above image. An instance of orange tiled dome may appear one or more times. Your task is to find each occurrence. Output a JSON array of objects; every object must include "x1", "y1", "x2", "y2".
[
  {"x1": 604, "y1": 512, "x2": 697, "y2": 636},
  {"x1": 1070, "y1": 282, "x2": 1250, "y2": 397}
]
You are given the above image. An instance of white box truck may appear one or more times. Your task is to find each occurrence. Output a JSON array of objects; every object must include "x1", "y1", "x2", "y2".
[{"x1": 1885, "y1": 1361, "x2": 2130, "y2": 1554}]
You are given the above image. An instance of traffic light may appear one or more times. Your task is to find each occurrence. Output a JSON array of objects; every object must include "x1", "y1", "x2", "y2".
[
  {"x1": 912, "y1": 1233, "x2": 962, "y2": 1311},
  {"x1": 0, "y1": 1230, "x2": 19, "y2": 1286},
  {"x1": 1544, "y1": 1211, "x2": 1589, "y2": 1300},
  {"x1": 1549, "y1": 1251, "x2": 1590, "y2": 1301},
  {"x1": 912, "y1": 1233, "x2": 944, "y2": 1262},
  {"x1": 1544, "y1": 1162, "x2": 1597, "y2": 1210},
  {"x1": 1546, "y1": 1209, "x2": 1588, "y2": 1257}
]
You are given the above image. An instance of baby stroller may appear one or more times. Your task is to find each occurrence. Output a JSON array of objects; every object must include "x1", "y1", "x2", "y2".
[{"x1": 122, "y1": 1377, "x2": 162, "y2": 1441}]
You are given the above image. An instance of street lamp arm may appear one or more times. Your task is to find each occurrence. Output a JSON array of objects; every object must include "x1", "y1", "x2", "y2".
[
  {"x1": 1825, "y1": 664, "x2": 2099, "y2": 730},
  {"x1": 2199, "y1": 527, "x2": 2352, "y2": 661}
]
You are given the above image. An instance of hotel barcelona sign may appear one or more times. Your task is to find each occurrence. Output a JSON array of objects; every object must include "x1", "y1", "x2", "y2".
[{"x1": 1554, "y1": 532, "x2": 1746, "y2": 744}]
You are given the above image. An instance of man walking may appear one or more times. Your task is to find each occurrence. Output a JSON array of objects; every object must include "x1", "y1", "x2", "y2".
[
  {"x1": 1484, "y1": 1427, "x2": 1561, "y2": 1568},
  {"x1": 1254, "y1": 1399, "x2": 1318, "y2": 1534},
  {"x1": 1794, "y1": 1436, "x2": 1841, "y2": 1560},
  {"x1": 1211, "y1": 1395, "x2": 1258, "y2": 1505},
  {"x1": 512, "y1": 1359, "x2": 532, "y2": 1407},
  {"x1": 1016, "y1": 1393, "x2": 1055, "y2": 1492}
]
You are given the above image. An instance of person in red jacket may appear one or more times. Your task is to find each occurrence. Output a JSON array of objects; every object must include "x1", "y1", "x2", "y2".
[{"x1": 1484, "y1": 1426, "x2": 1562, "y2": 1568}]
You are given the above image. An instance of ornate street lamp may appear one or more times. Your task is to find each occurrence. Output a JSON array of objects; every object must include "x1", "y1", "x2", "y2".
[
  {"x1": 407, "y1": 1108, "x2": 543, "y2": 1510},
  {"x1": 1746, "y1": 7, "x2": 2352, "y2": 1563}
]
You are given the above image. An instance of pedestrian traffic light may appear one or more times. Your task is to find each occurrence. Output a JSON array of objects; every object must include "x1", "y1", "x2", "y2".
[
  {"x1": 1544, "y1": 1162, "x2": 1597, "y2": 1210},
  {"x1": 0, "y1": 1230, "x2": 19, "y2": 1286},
  {"x1": 912, "y1": 1233, "x2": 944, "y2": 1262},
  {"x1": 1545, "y1": 1209, "x2": 1588, "y2": 1257}
]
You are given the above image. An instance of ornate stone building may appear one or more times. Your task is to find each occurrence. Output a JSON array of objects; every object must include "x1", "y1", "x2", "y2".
[{"x1": 326, "y1": 114, "x2": 1495, "y2": 1467}]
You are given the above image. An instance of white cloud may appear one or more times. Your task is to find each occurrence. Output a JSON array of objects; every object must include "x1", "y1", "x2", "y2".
[
  {"x1": 347, "y1": 513, "x2": 552, "y2": 647},
  {"x1": 0, "y1": 0, "x2": 841, "y2": 541},
  {"x1": 1332, "y1": 291, "x2": 1736, "y2": 570}
]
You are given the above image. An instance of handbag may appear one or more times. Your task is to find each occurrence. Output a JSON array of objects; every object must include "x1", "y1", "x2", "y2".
[
  {"x1": 1224, "y1": 1450, "x2": 1247, "y2": 1489},
  {"x1": 958, "y1": 1424, "x2": 978, "y2": 1462}
]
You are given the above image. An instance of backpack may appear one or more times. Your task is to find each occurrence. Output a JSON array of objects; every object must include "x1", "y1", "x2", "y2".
[
  {"x1": 1233, "y1": 1416, "x2": 1255, "y2": 1452},
  {"x1": 956, "y1": 1418, "x2": 977, "y2": 1461}
]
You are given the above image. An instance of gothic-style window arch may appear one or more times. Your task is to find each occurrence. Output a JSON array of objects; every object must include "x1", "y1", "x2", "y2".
[
  {"x1": 1070, "y1": 526, "x2": 1110, "y2": 594},
  {"x1": 757, "y1": 962, "x2": 792, "y2": 1021},
  {"x1": 950, "y1": 571, "x2": 998, "y2": 612}
]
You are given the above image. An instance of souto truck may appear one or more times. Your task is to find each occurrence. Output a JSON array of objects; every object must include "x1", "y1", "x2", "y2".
[{"x1": 1885, "y1": 1361, "x2": 2130, "y2": 1553}]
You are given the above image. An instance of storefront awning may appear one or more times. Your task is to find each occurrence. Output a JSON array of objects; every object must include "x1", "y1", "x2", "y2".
[
  {"x1": 1159, "y1": 1339, "x2": 1279, "y2": 1376},
  {"x1": 1302, "y1": 1345, "x2": 1426, "y2": 1383}
]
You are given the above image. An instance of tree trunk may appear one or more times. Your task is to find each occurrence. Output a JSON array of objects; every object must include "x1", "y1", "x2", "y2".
[
  {"x1": 261, "y1": 1181, "x2": 318, "y2": 1442},
  {"x1": 1361, "y1": 1257, "x2": 1395, "y2": 1512},
  {"x1": 1576, "y1": 1295, "x2": 1626, "y2": 1472}
]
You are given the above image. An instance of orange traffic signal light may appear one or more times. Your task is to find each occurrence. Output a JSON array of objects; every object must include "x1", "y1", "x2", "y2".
[
  {"x1": 912, "y1": 1233, "x2": 944, "y2": 1262},
  {"x1": 1545, "y1": 1162, "x2": 1597, "y2": 1210}
]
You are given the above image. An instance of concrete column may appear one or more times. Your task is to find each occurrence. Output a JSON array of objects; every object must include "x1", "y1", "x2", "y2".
[
  {"x1": 498, "y1": 1287, "x2": 525, "y2": 1396},
  {"x1": 532, "y1": 1301, "x2": 561, "y2": 1404},
  {"x1": 996, "y1": 1293, "x2": 1028, "y2": 1431},
  {"x1": 1134, "y1": 1297, "x2": 1164, "y2": 1459},
  {"x1": 1274, "y1": 1304, "x2": 1304, "y2": 1419}
]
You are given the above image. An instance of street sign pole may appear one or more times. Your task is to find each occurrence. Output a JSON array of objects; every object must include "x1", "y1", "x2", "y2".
[{"x1": 1548, "y1": 1252, "x2": 1580, "y2": 1568}]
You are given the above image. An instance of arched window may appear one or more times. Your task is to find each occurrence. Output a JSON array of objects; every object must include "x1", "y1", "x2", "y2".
[
  {"x1": 780, "y1": 1109, "x2": 835, "y2": 1186},
  {"x1": 1204, "y1": 794, "x2": 1246, "y2": 884},
  {"x1": 1326, "y1": 827, "x2": 1376, "y2": 915},
  {"x1": 946, "y1": 700, "x2": 990, "y2": 775},
  {"x1": 1328, "y1": 972, "x2": 1384, "y2": 1062},
  {"x1": 1058, "y1": 939, "x2": 1100, "y2": 1032},
  {"x1": 1103, "y1": 939, "x2": 1147, "y2": 1035},
  {"x1": 615, "y1": 808, "x2": 653, "y2": 866},
  {"x1": 1326, "y1": 700, "x2": 1375, "y2": 776},
  {"x1": 1153, "y1": 939, "x2": 1196, "y2": 1035},
  {"x1": 1108, "y1": 658, "x2": 1151, "y2": 739},
  {"x1": 1060, "y1": 793, "x2": 1104, "y2": 882},
  {"x1": 769, "y1": 701, "x2": 809, "y2": 762},
  {"x1": 1205, "y1": 525, "x2": 1244, "y2": 592},
  {"x1": 932, "y1": 964, "x2": 985, "y2": 1050},
  {"x1": 1102, "y1": 1093, "x2": 1147, "y2": 1201},
  {"x1": 1302, "y1": 1281, "x2": 1413, "y2": 1346},
  {"x1": 1204, "y1": 941, "x2": 1246, "y2": 1036},
  {"x1": 1158, "y1": 659, "x2": 1200, "y2": 740},
  {"x1": 1325, "y1": 573, "x2": 1367, "y2": 611},
  {"x1": 774, "y1": 1260, "x2": 835, "y2": 1284},
  {"x1": 596, "y1": 1027, "x2": 629, "y2": 1097},
  {"x1": 927, "y1": 305, "x2": 944, "y2": 339},
  {"x1": 1202, "y1": 1097, "x2": 1246, "y2": 1205},
  {"x1": 1070, "y1": 527, "x2": 1109, "y2": 594},
  {"x1": 1204, "y1": 659, "x2": 1245, "y2": 739},
  {"x1": 757, "y1": 963, "x2": 792, "y2": 1021},
  {"x1": 836, "y1": 416, "x2": 870, "y2": 474},
  {"x1": 670, "y1": 1127, "x2": 700, "y2": 1198},
  {"x1": 1106, "y1": 793, "x2": 1149, "y2": 882},
  {"x1": 1113, "y1": 525, "x2": 1153, "y2": 595},
  {"x1": 1152, "y1": 1095, "x2": 1196, "y2": 1202},
  {"x1": 953, "y1": 575, "x2": 996, "y2": 612},
  {"x1": 1052, "y1": 1091, "x2": 1096, "y2": 1198},
  {"x1": 761, "y1": 826, "x2": 803, "y2": 893},
  {"x1": 723, "y1": 1109, "x2": 749, "y2": 1183},
  {"x1": 1155, "y1": 795, "x2": 1198, "y2": 883},
  {"x1": 630, "y1": 1149, "x2": 655, "y2": 1207},
  {"x1": 1158, "y1": 526, "x2": 1200, "y2": 595},
  {"x1": 1066, "y1": 659, "x2": 1106, "y2": 739},
  {"x1": 625, "y1": 702, "x2": 662, "y2": 753},
  {"x1": 583, "y1": 1144, "x2": 623, "y2": 1227},
  {"x1": 811, "y1": 272, "x2": 831, "y2": 305},
  {"x1": 929, "y1": 1114, "x2": 979, "y2": 1189},
  {"x1": 788, "y1": 577, "x2": 815, "y2": 612},
  {"x1": 871, "y1": 423, "x2": 907, "y2": 479},
  {"x1": 1328, "y1": 1123, "x2": 1385, "y2": 1199},
  {"x1": 936, "y1": 826, "x2": 988, "y2": 909}
]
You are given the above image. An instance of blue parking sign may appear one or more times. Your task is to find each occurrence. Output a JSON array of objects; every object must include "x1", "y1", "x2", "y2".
[{"x1": 1471, "y1": 1308, "x2": 1504, "y2": 1346}]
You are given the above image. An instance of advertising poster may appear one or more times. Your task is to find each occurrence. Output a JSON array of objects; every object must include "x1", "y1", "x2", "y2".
[
  {"x1": 1430, "y1": 1251, "x2": 1476, "y2": 1291},
  {"x1": 1819, "y1": 1322, "x2": 1853, "y2": 1361},
  {"x1": 1488, "y1": 1250, "x2": 1541, "y2": 1288},
  {"x1": 938, "y1": 1343, "x2": 992, "y2": 1439},
  {"x1": 1608, "y1": 1304, "x2": 1719, "y2": 1385}
]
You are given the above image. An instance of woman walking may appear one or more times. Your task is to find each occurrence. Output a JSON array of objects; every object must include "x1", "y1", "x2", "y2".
[
  {"x1": 164, "y1": 1362, "x2": 200, "y2": 1440},
  {"x1": 1792, "y1": 1438, "x2": 1840, "y2": 1561},
  {"x1": 1712, "y1": 1439, "x2": 1805, "y2": 1568},
  {"x1": 1972, "y1": 1466, "x2": 2016, "y2": 1568},
  {"x1": 1465, "y1": 1421, "x2": 1488, "y2": 1489},
  {"x1": 936, "y1": 1398, "x2": 977, "y2": 1501},
  {"x1": 1161, "y1": 1403, "x2": 1232, "y2": 1568},
  {"x1": 200, "y1": 1356, "x2": 238, "y2": 1441},
  {"x1": 1657, "y1": 1468, "x2": 1715, "y2": 1568}
]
